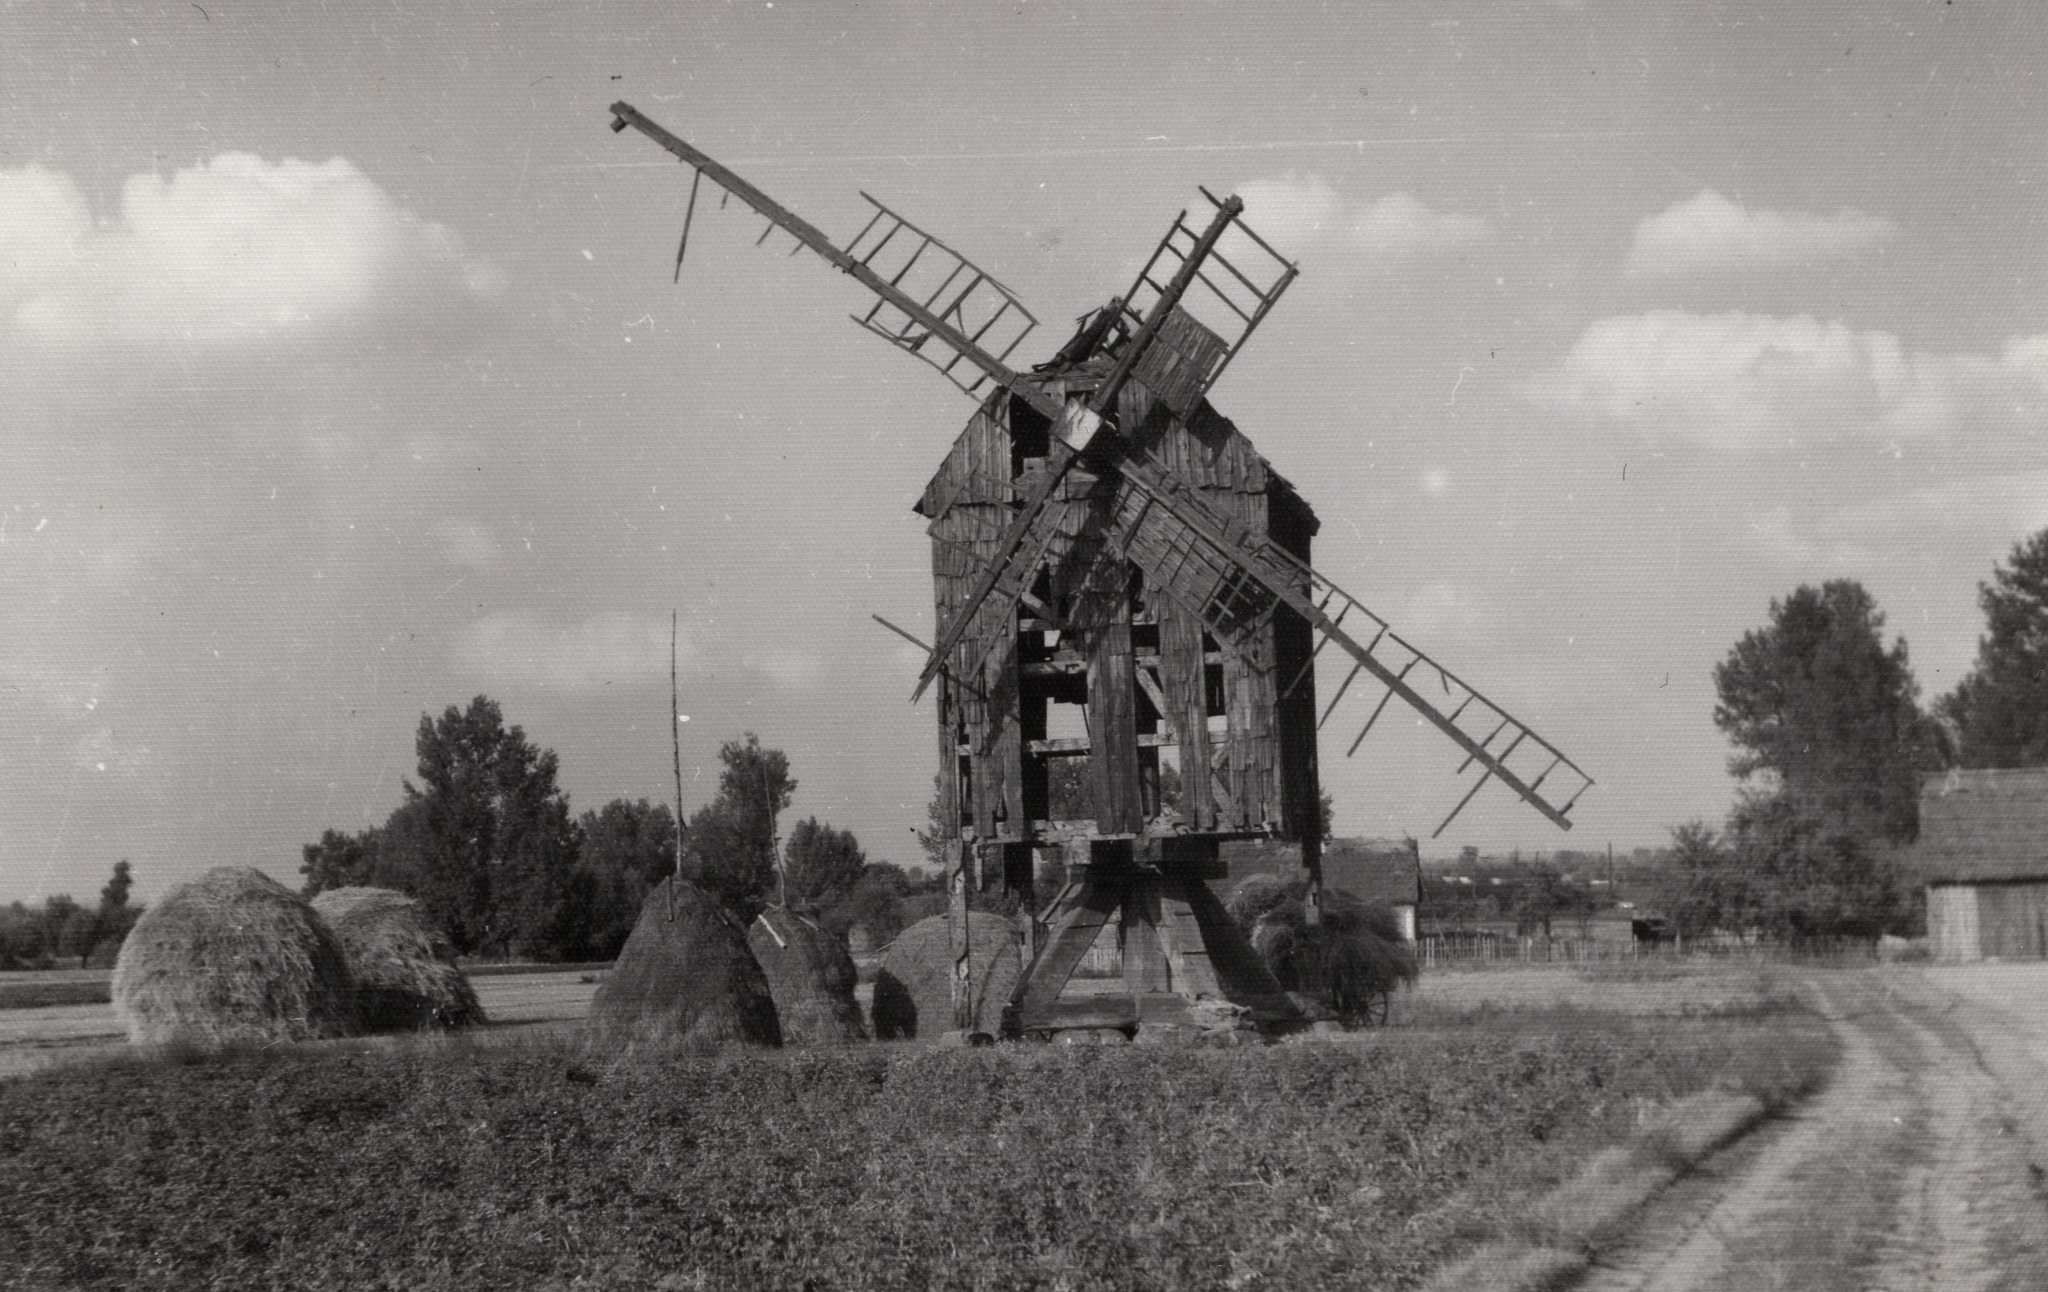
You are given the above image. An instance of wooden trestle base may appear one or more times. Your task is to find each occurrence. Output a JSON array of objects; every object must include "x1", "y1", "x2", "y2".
[{"x1": 1002, "y1": 836, "x2": 1304, "y2": 1037}]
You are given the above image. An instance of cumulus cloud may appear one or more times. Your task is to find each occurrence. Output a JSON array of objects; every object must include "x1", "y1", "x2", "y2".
[
  {"x1": 1526, "y1": 310, "x2": 2048, "y2": 451},
  {"x1": 451, "y1": 611, "x2": 681, "y2": 692},
  {"x1": 1625, "y1": 190, "x2": 1896, "y2": 277},
  {"x1": 1, "y1": 153, "x2": 500, "y2": 353},
  {"x1": 1231, "y1": 176, "x2": 1489, "y2": 259}
]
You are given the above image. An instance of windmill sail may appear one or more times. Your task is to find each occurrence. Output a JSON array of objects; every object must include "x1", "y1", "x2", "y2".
[{"x1": 1106, "y1": 453, "x2": 1594, "y2": 835}]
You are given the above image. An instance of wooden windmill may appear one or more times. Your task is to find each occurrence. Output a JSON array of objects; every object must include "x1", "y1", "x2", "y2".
[{"x1": 608, "y1": 103, "x2": 1594, "y2": 1037}]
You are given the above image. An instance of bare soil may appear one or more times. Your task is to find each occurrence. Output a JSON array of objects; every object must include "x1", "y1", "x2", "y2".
[{"x1": 1575, "y1": 967, "x2": 2048, "y2": 1292}]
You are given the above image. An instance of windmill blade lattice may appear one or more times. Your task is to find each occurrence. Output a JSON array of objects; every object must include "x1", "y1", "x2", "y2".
[{"x1": 1108, "y1": 452, "x2": 1593, "y2": 836}]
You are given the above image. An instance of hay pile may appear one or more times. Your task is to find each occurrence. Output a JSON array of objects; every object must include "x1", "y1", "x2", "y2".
[
  {"x1": 310, "y1": 887, "x2": 485, "y2": 1032},
  {"x1": 586, "y1": 877, "x2": 781, "y2": 1052},
  {"x1": 1231, "y1": 875, "x2": 1418, "y2": 1025},
  {"x1": 111, "y1": 867, "x2": 357, "y2": 1048},
  {"x1": 748, "y1": 911, "x2": 866, "y2": 1045},
  {"x1": 872, "y1": 911, "x2": 1022, "y2": 1039}
]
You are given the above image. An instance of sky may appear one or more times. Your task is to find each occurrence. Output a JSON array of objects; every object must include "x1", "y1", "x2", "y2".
[{"x1": 3, "y1": 1, "x2": 2045, "y2": 903}]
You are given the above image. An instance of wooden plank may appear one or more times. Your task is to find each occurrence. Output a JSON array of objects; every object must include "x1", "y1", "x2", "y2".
[
  {"x1": 1121, "y1": 875, "x2": 1167, "y2": 994},
  {"x1": 1154, "y1": 881, "x2": 1222, "y2": 998},
  {"x1": 1167, "y1": 876, "x2": 1299, "y2": 1013},
  {"x1": 1012, "y1": 870, "x2": 1126, "y2": 1030},
  {"x1": 1086, "y1": 560, "x2": 1143, "y2": 836}
]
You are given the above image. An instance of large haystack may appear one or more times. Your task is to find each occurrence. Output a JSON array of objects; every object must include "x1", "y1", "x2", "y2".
[
  {"x1": 1238, "y1": 877, "x2": 1417, "y2": 1024},
  {"x1": 310, "y1": 886, "x2": 485, "y2": 1032},
  {"x1": 586, "y1": 877, "x2": 781, "y2": 1052},
  {"x1": 872, "y1": 911, "x2": 1022, "y2": 1039},
  {"x1": 111, "y1": 867, "x2": 357, "y2": 1048},
  {"x1": 748, "y1": 910, "x2": 866, "y2": 1045}
]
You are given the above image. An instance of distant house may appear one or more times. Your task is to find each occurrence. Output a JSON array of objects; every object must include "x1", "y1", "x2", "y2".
[
  {"x1": 1223, "y1": 837, "x2": 1423, "y2": 941},
  {"x1": 1916, "y1": 768, "x2": 2048, "y2": 962}
]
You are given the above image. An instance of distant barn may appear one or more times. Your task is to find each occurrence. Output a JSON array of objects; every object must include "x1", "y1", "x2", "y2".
[{"x1": 1917, "y1": 768, "x2": 2048, "y2": 962}]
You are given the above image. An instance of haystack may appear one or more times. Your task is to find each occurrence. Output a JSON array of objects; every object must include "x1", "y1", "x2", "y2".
[
  {"x1": 1239, "y1": 877, "x2": 1418, "y2": 1024},
  {"x1": 748, "y1": 910, "x2": 867, "y2": 1044},
  {"x1": 111, "y1": 866, "x2": 357, "y2": 1048},
  {"x1": 310, "y1": 886, "x2": 485, "y2": 1032},
  {"x1": 871, "y1": 911, "x2": 1022, "y2": 1039},
  {"x1": 586, "y1": 877, "x2": 781, "y2": 1051}
]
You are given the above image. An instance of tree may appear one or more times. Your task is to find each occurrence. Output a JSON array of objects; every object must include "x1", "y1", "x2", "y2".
[
  {"x1": 366, "y1": 696, "x2": 580, "y2": 958},
  {"x1": 782, "y1": 817, "x2": 866, "y2": 911},
  {"x1": 686, "y1": 732, "x2": 794, "y2": 918},
  {"x1": 1713, "y1": 580, "x2": 1928, "y2": 843},
  {"x1": 89, "y1": 860, "x2": 143, "y2": 962},
  {"x1": 574, "y1": 798, "x2": 679, "y2": 960},
  {"x1": 1941, "y1": 528, "x2": 2048, "y2": 767},
  {"x1": 1654, "y1": 822, "x2": 1758, "y2": 937},
  {"x1": 1723, "y1": 793, "x2": 1914, "y2": 939}
]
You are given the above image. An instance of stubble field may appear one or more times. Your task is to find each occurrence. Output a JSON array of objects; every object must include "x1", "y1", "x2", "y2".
[{"x1": 0, "y1": 958, "x2": 1847, "y2": 1290}]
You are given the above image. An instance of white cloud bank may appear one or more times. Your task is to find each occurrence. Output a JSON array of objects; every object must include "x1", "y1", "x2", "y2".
[
  {"x1": 452, "y1": 611, "x2": 682, "y2": 693},
  {"x1": 1625, "y1": 190, "x2": 1896, "y2": 277},
  {"x1": 1230, "y1": 176, "x2": 1489, "y2": 259},
  {"x1": 0, "y1": 154, "x2": 501, "y2": 352},
  {"x1": 1527, "y1": 310, "x2": 2048, "y2": 451}
]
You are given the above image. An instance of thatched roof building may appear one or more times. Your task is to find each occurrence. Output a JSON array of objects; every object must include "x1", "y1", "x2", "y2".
[
  {"x1": 310, "y1": 887, "x2": 485, "y2": 1032},
  {"x1": 111, "y1": 867, "x2": 357, "y2": 1048},
  {"x1": 1916, "y1": 768, "x2": 2048, "y2": 962}
]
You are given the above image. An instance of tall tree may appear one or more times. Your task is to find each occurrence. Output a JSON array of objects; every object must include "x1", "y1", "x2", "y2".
[
  {"x1": 1941, "y1": 528, "x2": 2048, "y2": 767},
  {"x1": 1713, "y1": 580, "x2": 1927, "y2": 843},
  {"x1": 686, "y1": 732, "x2": 794, "y2": 917},
  {"x1": 574, "y1": 798, "x2": 679, "y2": 960},
  {"x1": 385, "y1": 697, "x2": 581, "y2": 957},
  {"x1": 781, "y1": 817, "x2": 867, "y2": 911}
]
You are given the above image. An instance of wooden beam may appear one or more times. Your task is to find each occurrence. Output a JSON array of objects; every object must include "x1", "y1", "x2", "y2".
[{"x1": 1012, "y1": 869, "x2": 1125, "y2": 1031}]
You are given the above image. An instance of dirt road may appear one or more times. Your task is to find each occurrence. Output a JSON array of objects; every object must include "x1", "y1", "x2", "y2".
[{"x1": 1578, "y1": 968, "x2": 2048, "y2": 1292}]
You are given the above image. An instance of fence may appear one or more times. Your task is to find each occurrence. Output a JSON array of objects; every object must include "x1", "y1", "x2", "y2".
[{"x1": 1416, "y1": 932, "x2": 1881, "y2": 968}]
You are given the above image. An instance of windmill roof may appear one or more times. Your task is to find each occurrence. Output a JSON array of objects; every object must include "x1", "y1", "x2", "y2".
[
  {"x1": 1915, "y1": 767, "x2": 2048, "y2": 884},
  {"x1": 912, "y1": 352, "x2": 1314, "y2": 525}
]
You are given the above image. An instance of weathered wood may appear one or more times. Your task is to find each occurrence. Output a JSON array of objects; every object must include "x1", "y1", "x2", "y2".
[
  {"x1": 1012, "y1": 869, "x2": 1125, "y2": 1030},
  {"x1": 1121, "y1": 876, "x2": 1166, "y2": 993},
  {"x1": 946, "y1": 839, "x2": 974, "y2": 1033},
  {"x1": 1083, "y1": 562, "x2": 1143, "y2": 835}
]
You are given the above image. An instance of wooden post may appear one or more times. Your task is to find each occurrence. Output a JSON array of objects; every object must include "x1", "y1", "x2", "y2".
[{"x1": 947, "y1": 834, "x2": 974, "y2": 1034}]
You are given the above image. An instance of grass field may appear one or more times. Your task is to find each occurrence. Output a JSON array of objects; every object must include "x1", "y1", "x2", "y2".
[{"x1": 0, "y1": 961, "x2": 1836, "y2": 1291}]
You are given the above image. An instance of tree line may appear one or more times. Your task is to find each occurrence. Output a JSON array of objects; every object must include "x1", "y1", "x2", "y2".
[
  {"x1": 1661, "y1": 527, "x2": 2048, "y2": 940},
  {"x1": 0, "y1": 860, "x2": 143, "y2": 970},
  {"x1": 299, "y1": 696, "x2": 926, "y2": 961}
]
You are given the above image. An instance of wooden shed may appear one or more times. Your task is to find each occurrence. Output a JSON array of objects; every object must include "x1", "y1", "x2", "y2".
[{"x1": 1917, "y1": 768, "x2": 2048, "y2": 962}]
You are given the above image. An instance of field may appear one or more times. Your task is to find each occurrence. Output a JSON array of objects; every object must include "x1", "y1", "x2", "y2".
[{"x1": 0, "y1": 960, "x2": 1839, "y2": 1291}]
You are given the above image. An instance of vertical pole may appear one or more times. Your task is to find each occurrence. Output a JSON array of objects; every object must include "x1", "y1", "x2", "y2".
[
  {"x1": 669, "y1": 611, "x2": 686, "y2": 923},
  {"x1": 948, "y1": 833, "x2": 975, "y2": 1034}
]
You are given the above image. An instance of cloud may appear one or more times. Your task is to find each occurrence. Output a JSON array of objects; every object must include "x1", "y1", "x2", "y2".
[
  {"x1": 1526, "y1": 310, "x2": 2048, "y2": 452},
  {"x1": 1, "y1": 153, "x2": 500, "y2": 353},
  {"x1": 1625, "y1": 190, "x2": 1897, "y2": 277},
  {"x1": 451, "y1": 611, "x2": 682, "y2": 692},
  {"x1": 1354, "y1": 192, "x2": 1489, "y2": 254},
  {"x1": 1231, "y1": 177, "x2": 1489, "y2": 259}
]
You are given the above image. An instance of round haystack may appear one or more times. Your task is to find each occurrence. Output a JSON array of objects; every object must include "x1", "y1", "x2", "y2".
[
  {"x1": 1226, "y1": 873, "x2": 1293, "y2": 930},
  {"x1": 111, "y1": 866, "x2": 357, "y2": 1048},
  {"x1": 748, "y1": 910, "x2": 867, "y2": 1045},
  {"x1": 310, "y1": 886, "x2": 485, "y2": 1032},
  {"x1": 871, "y1": 911, "x2": 1022, "y2": 1040},
  {"x1": 1243, "y1": 879, "x2": 1418, "y2": 1025},
  {"x1": 586, "y1": 877, "x2": 781, "y2": 1052}
]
